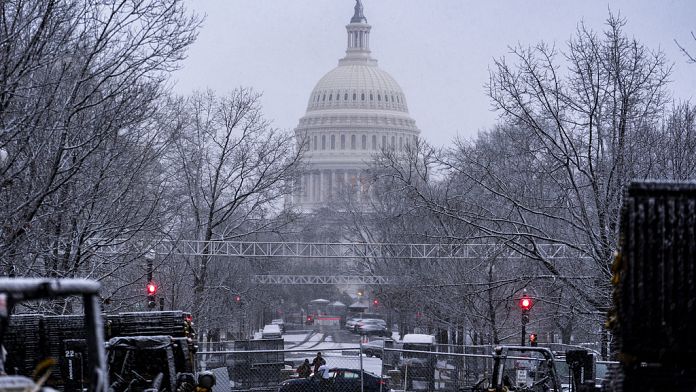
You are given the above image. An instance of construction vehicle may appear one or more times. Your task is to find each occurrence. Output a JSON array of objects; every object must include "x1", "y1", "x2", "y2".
[
  {"x1": 0, "y1": 279, "x2": 213, "y2": 392},
  {"x1": 0, "y1": 278, "x2": 109, "y2": 392},
  {"x1": 606, "y1": 181, "x2": 696, "y2": 391},
  {"x1": 471, "y1": 346, "x2": 562, "y2": 392},
  {"x1": 104, "y1": 311, "x2": 198, "y2": 391}
]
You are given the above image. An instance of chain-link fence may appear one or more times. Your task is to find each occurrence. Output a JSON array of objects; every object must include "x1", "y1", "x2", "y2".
[
  {"x1": 200, "y1": 345, "x2": 379, "y2": 392},
  {"x1": 198, "y1": 340, "x2": 501, "y2": 392},
  {"x1": 198, "y1": 339, "x2": 614, "y2": 392}
]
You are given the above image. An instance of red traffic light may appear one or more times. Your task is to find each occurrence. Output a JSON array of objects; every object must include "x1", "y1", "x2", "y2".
[
  {"x1": 519, "y1": 295, "x2": 532, "y2": 311},
  {"x1": 373, "y1": 299, "x2": 379, "y2": 305},
  {"x1": 529, "y1": 333, "x2": 538, "y2": 346},
  {"x1": 234, "y1": 295, "x2": 241, "y2": 302},
  {"x1": 147, "y1": 282, "x2": 157, "y2": 295}
]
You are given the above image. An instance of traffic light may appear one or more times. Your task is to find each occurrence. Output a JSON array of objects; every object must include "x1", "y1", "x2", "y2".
[
  {"x1": 146, "y1": 281, "x2": 157, "y2": 309},
  {"x1": 529, "y1": 333, "x2": 538, "y2": 347},
  {"x1": 519, "y1": 295, "x2": 532, "y2": 311},
  {"x1": 373, "y1": 299, "x2": 379, "y2": 306}
]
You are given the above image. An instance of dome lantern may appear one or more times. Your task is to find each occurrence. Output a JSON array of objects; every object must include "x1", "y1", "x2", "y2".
[{"x1": 342, "y1": 0, "x2": 375, "y2": 66}]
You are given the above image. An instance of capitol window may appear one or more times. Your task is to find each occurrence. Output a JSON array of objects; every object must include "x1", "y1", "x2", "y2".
[
  {"x1": 345, "y1": 93, "x2": 348, "y2": 100},
  {"x1": 372, "y1": 135, "x2": 377, "y2": 150},
  {"x1": 362, "y1": 135, "x2": 367, "y2": 149},
  {"x1": 353, "y1": 93, "x2": 357, "y2": 100},
  {"x1": 331, "y1": 135, "x2": 336, "y2": 149},
  {"x1": 322, "y1": 94, "x2": 326, "y2": 101},
  {"x1": 322, "y1": 135, "x2": 326, "y2": 150},
  {"x1": 361, "y1": 93, "x2": 365, "y2": 101},
  {"x1": 382, "y1": 135, "x2": 387, "y2": 147},
  {"x1": 314, "y1": 135, "x2": 318, "y2": 150},
  {"x1": 351, "y1": 134, "x2": 356, "y2": 149},
  {"x1": 328, "y1": 93, "x2": 332, "y2": 101},
  {"x1": 377, "y1": 94, "x2": 381, "y2": 101},
  {"x1": 341, "y1": 134, "x2": 346, "y2": 149},
  {"x1": 391, "y1": 95, "x2": 394, "y2": 102},
  {"x1": 370, "y1": 94, "x2": 373, "y2": 101}
]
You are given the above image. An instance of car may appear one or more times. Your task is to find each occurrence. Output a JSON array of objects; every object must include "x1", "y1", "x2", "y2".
[
  {"x1": 357, "y1": 320, "x2": 387, "y2": 336},
  {"x1": 271, "y1": 318, "x2": 285, "y2": 333},
  {"x1": 345, "y1": 317, "x2": 362, "y2": 330},
  {"x1": 277, "y1": 368, "x2": 387, "y2": 392},
  {"x1": 354, "y1": 318, "x2": 386, "y2": 333},
  {"x1": 361, "y1": 339, "x2": 394, "y2": 358},
  {"x1": 262, "y1": 324, "x2": 282, "y2": 339}
]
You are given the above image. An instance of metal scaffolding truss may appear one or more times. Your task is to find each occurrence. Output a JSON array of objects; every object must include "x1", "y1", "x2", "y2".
[
  {"x1": 93, "y1": 240, "x2": 587, "y2": 260},
  {"x1": 251, "y1": 275, "x2": 394, "y2": 285}
]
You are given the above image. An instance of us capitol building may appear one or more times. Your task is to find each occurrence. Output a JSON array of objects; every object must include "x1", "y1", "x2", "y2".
[{"x1": 292, "y1": 0, "x2": 421, "y2": 211}]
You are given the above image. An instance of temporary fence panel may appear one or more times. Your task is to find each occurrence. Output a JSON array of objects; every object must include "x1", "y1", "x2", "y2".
[
  {"x1": 382, "y1": 346, "x2": 498, "y2": 391},
  {"x1": 199, "y1": 343, "x2": 511, "y2": 392}
]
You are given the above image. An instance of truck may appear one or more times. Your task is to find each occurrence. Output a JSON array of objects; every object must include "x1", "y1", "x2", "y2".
[
  {"x1": 398, "y1": 334, "x2": 436, "y2": 391},
  {"x1": 0, "y1": 280, "x2": 212, "y2": 392},
  {"x1": 0, "y1": 278, "x2": 108, "y2": 392}
]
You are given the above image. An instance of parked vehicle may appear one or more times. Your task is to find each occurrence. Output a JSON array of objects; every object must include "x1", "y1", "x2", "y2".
[
  {"x1": 345, "y1": 317, "x2": 362, "y2": 330},
  {"x1": 361, "y1": 339, "x2": 395, "y2": 358},
  {"x1": 357, "y1": 319, "x2": 387, "y2": 336},
  {"x1": 277, "y1": 368, "x2": 387, "y2": 392},
  {"x1": 271, "y1": 318, "x2": 285, "y2": 333},
  {"x1": 262, "y1": 324, "x2": 283, "y2": 339},
  {"x1": 353, "y1": 318, "x2": 385, "y2": 333},
  {"x1": 398, "y1": 334, "x2": 436, "y2": 391},
  {"x1": 0, "y1": 278, "x2": 109, "y2": 392}
]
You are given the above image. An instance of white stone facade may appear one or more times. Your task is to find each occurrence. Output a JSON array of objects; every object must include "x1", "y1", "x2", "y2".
[{"x1": 292, "y1": 1, "x2": 420, "y2": 211}]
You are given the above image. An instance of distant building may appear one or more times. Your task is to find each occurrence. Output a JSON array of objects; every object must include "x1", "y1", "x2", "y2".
[{"x1": 292, "y1": 0, "x2": 421, "y2": 211}]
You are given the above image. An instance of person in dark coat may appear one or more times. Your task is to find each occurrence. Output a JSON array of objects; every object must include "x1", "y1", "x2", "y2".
[
  {"x1": 297, "y1": 359, "x2": 312, "y2": 378},
  {"x1": 311, "y1": 352, "x2": 326, "y2": 374}
]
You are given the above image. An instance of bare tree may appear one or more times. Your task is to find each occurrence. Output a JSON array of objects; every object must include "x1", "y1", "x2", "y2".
[
  {"x1": 451, "y1": 14, "x2": 669, "y2": 310},
  {"x1": 0, "y1": 0, "x2": 200, "y2": 282},
  {"x1": 347, "y1": 15, "x2": 675, "y2": 354},
  {"x1": 168, "y1": 89, "x2": 303, "y2": 323}
]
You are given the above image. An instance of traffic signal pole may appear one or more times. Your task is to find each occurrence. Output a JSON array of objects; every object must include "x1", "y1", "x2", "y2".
[
  {"x1": 519, "y1": 295, "x2": 532, "y2": 346},
  {"x1": 521, "y1": 310, "x2": 527, "y2": 346}
]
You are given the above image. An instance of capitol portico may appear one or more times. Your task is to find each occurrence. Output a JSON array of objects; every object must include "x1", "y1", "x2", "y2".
[{"x1": 293, "y1": 0, "x2": 421, "y2": 211}]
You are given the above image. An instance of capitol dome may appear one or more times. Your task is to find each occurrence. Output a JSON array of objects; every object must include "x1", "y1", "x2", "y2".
[
  {"x1": 292, "y1": 0, "x2": 421, "y2": 211},
  {"x1": 307, "y1": 64, "x2": 409, "y2": 113}
]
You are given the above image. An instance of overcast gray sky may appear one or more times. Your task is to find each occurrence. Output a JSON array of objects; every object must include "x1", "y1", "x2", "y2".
[{"x1": 174, "y1": 1, "x2": 696, "y2": 147}]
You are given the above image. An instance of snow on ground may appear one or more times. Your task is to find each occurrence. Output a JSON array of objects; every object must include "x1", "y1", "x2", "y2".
[{"x1": 283, "y1": 333, "x2": 310, "y2": 343}]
